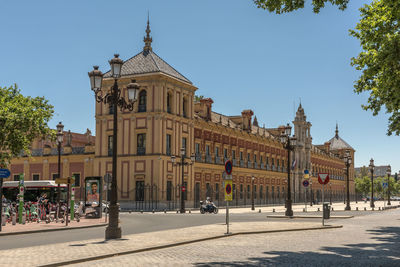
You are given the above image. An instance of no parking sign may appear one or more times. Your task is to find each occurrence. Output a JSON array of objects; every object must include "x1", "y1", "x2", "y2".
[{"x1": 224, "y1": 180, "x2": 233, "y2": 201}]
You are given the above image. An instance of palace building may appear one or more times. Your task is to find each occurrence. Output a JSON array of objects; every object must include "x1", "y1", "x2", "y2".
[{"x1": 7, "y1": 21, "x2": 355, "y2": 209}]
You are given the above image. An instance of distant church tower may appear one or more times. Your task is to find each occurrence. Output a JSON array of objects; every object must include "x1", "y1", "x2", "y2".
[{"x1": 292, "y1": 104, "x2": 312, "y2": 201}]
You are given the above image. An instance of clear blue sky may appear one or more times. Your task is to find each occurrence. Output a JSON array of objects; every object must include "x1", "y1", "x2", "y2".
[{"x1": 1, "y1": 0, "x2": 398, "y2": 173}]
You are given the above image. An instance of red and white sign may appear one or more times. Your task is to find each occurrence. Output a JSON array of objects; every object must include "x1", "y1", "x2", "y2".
[
  {"x1": 182, "y1": 186, "x2": 186, "y2": 192},
  {"x1": 318, "y1": 173, "x2": 330, "y2": 185}
]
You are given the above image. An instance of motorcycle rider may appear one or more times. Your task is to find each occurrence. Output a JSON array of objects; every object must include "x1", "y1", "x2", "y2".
[{"x1": 205, "y1": 197, "x2": 213, "y2": 211}]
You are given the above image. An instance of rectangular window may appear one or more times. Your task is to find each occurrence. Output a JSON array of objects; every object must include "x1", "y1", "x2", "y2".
[
  {"x1": 167, "y1": 181, "x2": 172, "y2": 201},
  {"x1": 240, "y1": 184, "x2": 243, "y2": 199},
  {"x1": 137, "y1": 134, "x2": 146, "y2": 155},
  {"x1": 272, "y1": 158, "x2": 275, "y2": 166},
  {"x1": 232, "y1": 150, "x2": 236, "y2": 159},
  {"x1": 195, "y1": 143, "x2": 200, "y2": 155},
  {"x1": 14, "y1": 175, "x2": 19, "y2": 181},
  {"x1": 73, "y1": 173, "x2": 81, "y2": 187},
  {"x1": 224, "y1": 149, "x2": 228, "y2": 159},
  {"x1": 109, "y1": 103, "x2": 114, "y2": 114},
  {"x1": 166, "y1": 134, "x2": 171, "y2": 156},
  {"x1": 240, "y1": 151, "x2": 243, "y2": 160},
  {"x1": 247, "y1": 153, "x2": 250, "y2": 161},
  {"x1": 108, "y1": 135, "x2": 113, "y2": 156},
  {"x1": 277, "y1": 159, "x2": 280, "y2": 167},
  {"x1": 182, "y1": 137, "x2": 187, "y2": 156},
  {"x1": 260, "y1": 156, "x2": 263, "y2": 163},
  {"x1": 52, "y1": 173, "x2": 59, "y2": 180},
  {"x1": 254, "y1": 185, "x2": 257, "y2": 199},
  {"x1": 233, "y1": 184, "x2": 236, "y2": 200},
  {"x1": 206, "y1": 183, "x2": 211, "y2": 198},
  {"x1": 183, "y1": 181, "x2": 188, "y2": 200},
  {"x1": 260, "y1": 185, "x2": 263, "y2": 199},
  {"x1": 215, "y1": 147, "x2": 219, "y2": 157},
  {"x1": 32, "y1": 174, "x2": 40, "y2": 181},
  {"x1": 254, "y1": 154, "x2": 257, "y2": 163},
  {"x1": 206, "y1": 145, "x2": 210, "y2": 155},
  {"x1": 215, "y1": 183, "x2": 219, "y2": 200},
  {"x1": 247, "y1": 185, "x2": 250, "y2": 199},
  {"x1": 266, "y1": 157, "x2": 269, "y2": 165}
]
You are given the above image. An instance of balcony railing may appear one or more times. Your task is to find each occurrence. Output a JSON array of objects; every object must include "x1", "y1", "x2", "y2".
[
  {"x1": 205, "y1": 155, "x2": 212, "y2": 163},
  {"x1": 247, "y1": 161, "x2": 252, "y2": 168},
  {"x1": 240, "y1": 160, "x2": 244, "y2": 168},
  {"x1": 272, "y1": 165, "x2": 276, "y2": 171},
  {"x1": 138, "y1": 104, "x2": 146, "y2": 112},
  {"x1": 232, "y1": 159, "x2": 238, "y2": 166},
  {"x1": 108, "y1": 149, "x2": 112, "y2": 157},
  {"x1": 195, "y1": 153, "x2": 202, "y2": 162},
  {"x1": 137, "y1": 147, "x2": 146, "y2": 156},
  {"x1": 215, "y1": 157, "x2": 221, "y2": 164},
  {"x1": 266, "y1": 164, "x2": 270, "y2": 171},
  {"x1": 260, "y1": 163, "x2": 264, "y2": 169},
  {"x1": 254, "y1": 162, "x2": 258, "y2": 169}
]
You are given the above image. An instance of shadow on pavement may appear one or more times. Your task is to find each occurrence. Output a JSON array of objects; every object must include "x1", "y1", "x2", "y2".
[{"x1": 195, "y1": 226, "x2": 400, "y2": 266}]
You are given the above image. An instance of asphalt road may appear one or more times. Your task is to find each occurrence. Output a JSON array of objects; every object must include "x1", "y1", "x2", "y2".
[{"x1": 0, "y1": 210, "x2": 377, "y2": 250}]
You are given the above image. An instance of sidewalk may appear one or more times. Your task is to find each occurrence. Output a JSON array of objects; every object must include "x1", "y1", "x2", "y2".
[
  {"x1": 182, "y1": 200, "x2": 400, "y2": 214},
  {"x1": 0, "y1": 221, "x2": 341, "y2": 267},
  {"x1": 0, "y1": 218, "x2": 106, "y2": 236}
]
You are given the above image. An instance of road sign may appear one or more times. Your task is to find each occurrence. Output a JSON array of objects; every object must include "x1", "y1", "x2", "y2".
[
  {"x1": 318, "y1": 173, "x2": 330, "y2": 185},
  {"x1": 55, "y1": 177, "x2": 75, "y2": 184},
  {"x1": 303, "y1": 169, "x2": 310, "y2": 179},
  {"x1": 182, "y1": 186, "x2": 186, "y2": 192},
  {"x1": 383, "y1": 182, "x2": 388, "y2": 188},
  {"x1": 104, "y1": 173, "x2": 112, "y2": 183},
  {"x1": 224, "y1": 180, "x2": 233, "y2": 201},
  {"x1": 0, "y1": 169, "x2": 10, "y2": 179},
  {"x1": 302, "y1": 180, "x2": 309, "y2": 187},
  {"x1": 225, "y1": 160, "x2": 233, "y2": 175}
]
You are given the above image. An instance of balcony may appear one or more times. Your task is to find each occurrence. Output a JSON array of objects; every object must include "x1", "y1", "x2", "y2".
[
  {"x1": 260, "y1": 163, "x2": 264, "y2": 169},
  {"x1": 215, "y1": 157, "x2": 221, "y2": 164},
  {"x1": 247, "y1": 161, "x2": 252, "y2": 168},
  {"x1": 108, "y1": 149, "x2": 113, "y2": 157},
  {"x1": 137, "y1": 147, "x2": 146, "y2": 156},
  {"x1": 195, "y1": 153, "x2": 202, "y2": 162},
  {"x1": 266, "y1": 164, "x2": 270, "y2": 171},
  {"x1": 205, "y1": 155, "x2": 212, "y2": 163},
  {"x1": 240, "y1": 160, "x2": 245, "y2": 168},
  {"x1": 166, "y1": 148, "x2": 171, "y2": 156},
  {"x1": 272, "y1": 165, "x2": 276, "y2": 171},
  {"x1": 254, "y1": 162, "x2": 258, "y2": 169},
  {"x1": 232, "y1": 159, "x2": 238, "y2": 167},
  {"x1": 138, "y1": 104, "x2": 146, "y2": 112}
]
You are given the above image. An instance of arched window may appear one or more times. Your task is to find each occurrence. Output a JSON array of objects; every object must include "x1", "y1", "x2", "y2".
[
  {"x1": 167, "y1": 92, "x2": 172, "y2": 114},
  {"x1": 138, "y1": 90, "x2": 146, "y2": 112}
]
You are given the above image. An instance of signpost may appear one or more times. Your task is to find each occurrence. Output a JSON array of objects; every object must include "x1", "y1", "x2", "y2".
[
  {"x1": 318, "y1": 173, "x2": 329, "y2": 226},
  {"x1": 224, "y1": 160, "x2": 233, "y2": 235},
  {"x1": 302, "y1": 179, "x2": 309, "y2": 212},
  {"x1": 0, "y1": 168, "x2": 11, "y2": 232}
]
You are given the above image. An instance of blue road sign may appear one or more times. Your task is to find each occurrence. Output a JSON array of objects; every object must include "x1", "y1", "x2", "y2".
[
  {"x1": 302, "y1": 180, "x2": 309, "y2": 187},
  {"x1": 304, "y1": 169, "x2": 309, "y2": 174},
  {"x1": 0, "y1": 169, "x2": 10, "y2": 179},
  {"x1": 225, "y1": 160, "x2": 233, "y2": 175},
  {"x1": 382, "y1": 182, "x2": 388, "y2": 188}
]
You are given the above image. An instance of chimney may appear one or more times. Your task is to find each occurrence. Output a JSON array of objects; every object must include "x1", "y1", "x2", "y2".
[
  {"x1": 241, "y1": 110, "x2": 253, "y2": 132},
  {"x1": 194, "y1": 98, "x2": 213, "y2": 121}
]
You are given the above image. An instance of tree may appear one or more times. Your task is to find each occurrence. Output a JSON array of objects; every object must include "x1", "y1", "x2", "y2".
[
  {"x1": 254, "y1": 0, "x2": 349, "y2": 14},
  {"x1": 355, "y1": 176, "x2": 371, "y2": 196},
  {"x1": 254, "y1": 0, "x2": 400, "y2": 135},
  {"x1": 194, "y1": 95, "x2": 204, "y2": 102},
  {"x1": 350, "y1": 0, "x2": 400, "y2": 135},
  {"x1": 0, "y1": 84, "x2": 54, "y2": 167}
]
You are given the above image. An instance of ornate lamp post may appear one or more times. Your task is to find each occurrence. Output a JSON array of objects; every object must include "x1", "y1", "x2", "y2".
[
  {"x1": 171, "y1": 147, "x2": 195, "y2": 213},
  {"x1": 344, "y1": 150, "x2": 352, "y2": 210},
  {"x1": 56, "y1": 121, "x2": 64, "y2": 217},
  {"x1": 88, "y1": 54, "x2": 140, "y2": 239},
  {"x1": 280, "y1": 123, "x2": 296, "y2": 217},
  {"x1": 251, "y1": 176, "x2": 255, "y2": 211},
  {"x1": 386, "y1": 165, "x2": 391, "y2": 206},
  {"x1": 369, "y1": 158, "x2": 375, "y2": 208}
]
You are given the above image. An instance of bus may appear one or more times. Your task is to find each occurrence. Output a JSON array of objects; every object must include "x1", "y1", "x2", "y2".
[{"x1": 2, "y1": 180, "x2": 67, "y2": 203}]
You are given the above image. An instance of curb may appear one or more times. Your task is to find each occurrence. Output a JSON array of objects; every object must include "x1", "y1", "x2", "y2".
[
  {"x1": 267, "y1": 215, "x2": 353, "y2": 219},
  {"x1": 0, "y1": 223, "x2": 107, "y2": 237},
  {"x1": 39, "y1": 225, "x2": 342, "y2": 267}
]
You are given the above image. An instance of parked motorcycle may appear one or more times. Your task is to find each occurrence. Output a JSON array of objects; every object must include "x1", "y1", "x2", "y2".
[{"x1": 200, "y1": 200, "x2": 218, "y2": 214}]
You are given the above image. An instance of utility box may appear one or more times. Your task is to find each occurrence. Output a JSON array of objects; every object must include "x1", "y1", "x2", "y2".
[{"x1": 323, "y1": 203, "x2": 330, "y2": 219}]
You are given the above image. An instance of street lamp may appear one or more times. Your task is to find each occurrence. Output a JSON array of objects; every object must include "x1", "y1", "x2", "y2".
[
  {"x1": 386, "y1": 165, "x2": 391, "y2": 206},
  {"x1": 171, "y1": 147, "x2": 195, "y2": 213},
  {"x1": 329, "y1": 183, "x2": 332, "y2": 205},
  {"x1": 251, "y1": 176, "x2": 255, "y2": 210},
  {"x1": 88, "y1": 55, "x2": 140, "y2": 239},
  {"x1": 343, "y1": 150, "x2": 352, "y2": 211},
  {"x1": 280, "y1": 123, "x2": 296, "y2": 217},
  {"x1": 369, "y1": 158, "x2": 375, "y2": 208},
  {"x1": 56, "y1": 121, "x2": 64, "y2": 219}
]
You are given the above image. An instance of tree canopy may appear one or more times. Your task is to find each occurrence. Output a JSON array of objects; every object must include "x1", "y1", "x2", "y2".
[
  {"x1": 254, "y1": 0, "x2": 400, "y2": 135},
  {"x1": 0, "y1": 84, "x2": 54, "y2": 167},
  {"x1": 254, "y1": 0, "x2": 349, "y2": 14}
]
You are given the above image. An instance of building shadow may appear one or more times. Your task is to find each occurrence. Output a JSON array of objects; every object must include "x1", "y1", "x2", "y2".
[{"x1": 195, "y1": 226, "x2": 400, "y2": 266}]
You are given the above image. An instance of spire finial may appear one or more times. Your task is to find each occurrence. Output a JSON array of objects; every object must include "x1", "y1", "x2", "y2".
[
  {"x1": 143, "y1": 13, "x2": 152, "y2": 54},
  {"x1": 335, "y1": 122, "x2": 339, "y2": 138}
]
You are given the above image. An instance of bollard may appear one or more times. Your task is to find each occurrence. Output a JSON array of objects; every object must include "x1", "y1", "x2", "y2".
[
  {"x1": 379, "y1": 207, "x2": 382, "y2": 211},
  {"x1": 12, "y1": 213, "x2": 16, "y2": 225},
  {"x1": 364, "y1": 207, "x2": 367, "y2": 211},
  {"x1": 189, "y1": 210, "x2": 191, "y2": 214},
  {"x1": 140, "y1": 210, "x2": 143, "y2": 214},
  {"x1": 152, "y1": 209, "x2": 155, "y2": 214},
  {"x1": 129, "y1": 210, "x2": 132, "y2": 214},
  {"x1": 332, "y1": 207, "x2": 334, "y2": 211},
  {"x1": 164, "y1": 209, "x2": 167, "y2": 214},
  {"x1": 303, "y1": 208, "x2": 306, "y2": 212},
  {"x1": 372, "y1": 207, "x2": 375, "y2": 211},
  {"x1": 272, "y1": 208, "x2": 275, "y2": 213},
  {"x1": 258, "y1": 209, "x2": 261, "y2": 213},
  {"x1": 176, "y1": 210, "x2": 179, "y2": 214},
  {"x1": 356, "y1": 207, "x2": 358, "y2": 211},
  {"x1": 317, "y1": 207, "x2": 320, "y2": 212},
  {"x1": 22, "y1": 212, "x2": 26, "y2": 225}
]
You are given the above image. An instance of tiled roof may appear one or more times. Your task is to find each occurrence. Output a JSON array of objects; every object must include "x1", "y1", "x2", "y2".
[
  {"x1": 328, "y1": 136, "x2": 354, "y2": 150},
  {"x1": 103, "y1": 50, "x2": 192, "y2": 84}
]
